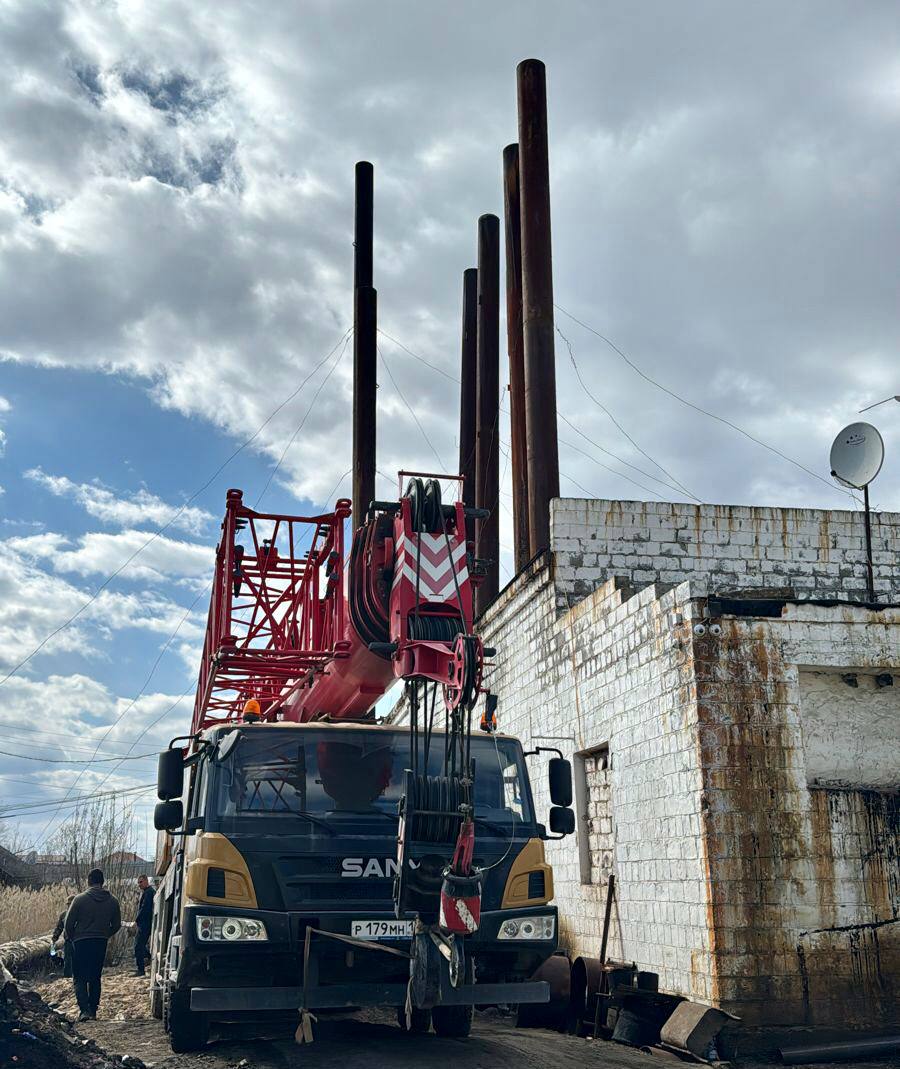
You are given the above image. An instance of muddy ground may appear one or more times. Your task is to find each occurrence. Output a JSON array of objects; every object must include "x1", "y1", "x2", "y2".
[{"x1": 28, "y1": 967, "x2": 900, "y2": 1069}]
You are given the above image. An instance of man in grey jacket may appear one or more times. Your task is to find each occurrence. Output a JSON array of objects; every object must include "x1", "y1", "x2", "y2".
[{"x1": 64, "y1": 868, "x2": 122, "y2": 1021}]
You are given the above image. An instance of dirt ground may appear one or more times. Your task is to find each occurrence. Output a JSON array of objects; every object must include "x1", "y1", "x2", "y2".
[{"x1": 31, "y1": 967, "x2": 900, "y2": 1069}]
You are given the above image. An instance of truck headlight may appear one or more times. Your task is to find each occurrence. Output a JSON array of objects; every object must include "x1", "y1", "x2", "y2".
[
  {"x1": 196, "y1": 915, "x2": 268, "y2": 942},
  {"x1": 498, "y1": 915, "x2": 555, "y2": 940}
]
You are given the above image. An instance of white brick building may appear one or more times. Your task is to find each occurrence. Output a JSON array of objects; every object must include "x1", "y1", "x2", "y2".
[{"x1": 474, "y1": 499, "x2": 899, "y2": 1028}]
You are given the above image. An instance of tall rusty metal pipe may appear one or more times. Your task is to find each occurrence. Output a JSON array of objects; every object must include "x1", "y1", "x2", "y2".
[
  {"x1": 503, "y1": 143, "x2": 530, "y2": 571},
  {"x1": 517, "y1": 59, "x2": 560, "y2": 556},
  {"x1": 352, "y1": 161, "x2": 376, "y2": 526},
  {"x1": 475, "y1": 214, "x2": 500, "y2": 615},
  {"x1": 459, "y1": 267, "x2": 478, "y2": 548}
]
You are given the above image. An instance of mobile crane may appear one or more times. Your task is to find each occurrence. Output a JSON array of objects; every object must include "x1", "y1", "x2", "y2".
[{"x1": 149, "y1": 473, "x2": 575, "y2": 1051}]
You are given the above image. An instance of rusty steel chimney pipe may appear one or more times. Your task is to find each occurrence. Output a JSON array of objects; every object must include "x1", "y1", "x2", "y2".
[
  {"x1": 352, "y1": 161, "x2": 376, "y2": 527},
  {"x1": 475, "y1": 214, "x2": 500, "y2": 615},
  {"x1": 517, "y1": 59, "x2": 560, "y2": 556},
  {"x1": 503, "y1": 143, "x2": 530, "y2": 571},
  {"x1": 459, "y1": 267, "x2": 478, "y2": 549}
]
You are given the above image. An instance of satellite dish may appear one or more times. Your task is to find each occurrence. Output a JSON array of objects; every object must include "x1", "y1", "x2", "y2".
[{"x1": 830, "y1": 422, "x2": 884, "y2": 490}]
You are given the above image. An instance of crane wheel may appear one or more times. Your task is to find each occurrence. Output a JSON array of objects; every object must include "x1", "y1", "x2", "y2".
[
  {"x1": 164, "y1": 984, "x2": 209, "y2": 1053},
  {"x1": 431, "y1": 958, "x2": 474, "y2": 1037}
]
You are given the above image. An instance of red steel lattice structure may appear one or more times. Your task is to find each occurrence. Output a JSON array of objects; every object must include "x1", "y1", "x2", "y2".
[{"x1": 191, "y1": 489, "x2": 350, "y2": 733}]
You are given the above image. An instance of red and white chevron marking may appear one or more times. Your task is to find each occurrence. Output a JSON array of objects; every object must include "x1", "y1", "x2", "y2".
[{"x1": 392, "y1": 531, "x2": 468, "y2": 604}]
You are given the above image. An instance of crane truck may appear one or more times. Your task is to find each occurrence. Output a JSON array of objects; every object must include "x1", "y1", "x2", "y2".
[{"x1": 149, "y1": 474, "x2": 575, "y2": 1051}]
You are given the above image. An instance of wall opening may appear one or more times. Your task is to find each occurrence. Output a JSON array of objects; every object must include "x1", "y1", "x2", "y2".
[{"x1": 574, "y1": 744, "x2": 612, "y2": 885}]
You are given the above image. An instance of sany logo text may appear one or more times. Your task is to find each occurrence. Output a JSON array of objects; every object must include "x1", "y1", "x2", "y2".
[{"x1": 341, "y1": 858, "x2": 418, "y2": 878}]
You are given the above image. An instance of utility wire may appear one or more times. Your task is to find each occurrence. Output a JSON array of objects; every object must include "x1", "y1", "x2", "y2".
[
  {"x1": 556, "y1": 324, "x2": 698, "y2": 501},
  {"x1": 377, "y1": 345, "x2": 446, "y2": 470},
  {"x1": 557, "y1": 409, "x2": 697, "y2": 501},
  {"x1": 0, "y1": 327, "x2": 352, "y2": 689},
  {"x1": 254, "y1": 331, "x2": 353, "y2": 509},
  {"x1": 377, "y1": 329, "x2": 459, "y2": 383},
  {"x1": 0, "y1": 747, "x2": 157, "y2": 764},
  {"x1": 377, "y1": 329, "x2": 692, "y2": 504},
  {"x1": 554, "y1": 303, "x2": 855, "y2": 501},
  {"x1": 0, "y1": 783, "x2": 154, "y2": 819}
]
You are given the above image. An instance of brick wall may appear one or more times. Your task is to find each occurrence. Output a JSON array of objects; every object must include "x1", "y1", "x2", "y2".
[
  {"x1": 551, "y1": 499, "x2": 900, "y2": 606},
  {"x1": 479, "y1": 563, "x2": 714, "y2": 999},
  {"x1": 388, "y1": 496, "x2": 900, "y2": 1026}
]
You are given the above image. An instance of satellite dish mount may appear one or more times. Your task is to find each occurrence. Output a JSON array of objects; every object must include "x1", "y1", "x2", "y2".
[{"x1": 830, "y1": 422, "x2": 885, "y2": 604}]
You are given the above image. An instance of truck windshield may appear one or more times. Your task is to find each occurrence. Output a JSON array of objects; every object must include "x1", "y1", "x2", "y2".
[{"x1": 213, "y1": 729, "x2": 533, "y2": 830}]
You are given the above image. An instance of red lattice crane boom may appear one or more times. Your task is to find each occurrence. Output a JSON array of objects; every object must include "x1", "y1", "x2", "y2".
[{"x1": 191, "y1": 475, "x2": 484, "y2": 735}]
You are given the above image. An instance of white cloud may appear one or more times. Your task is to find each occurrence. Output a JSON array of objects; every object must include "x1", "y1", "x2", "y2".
[
  {"x1": 0, "y1": 673, "x2": 194, "y2": 846},
  {"x1": 25, "y1": 467, "x2": 214, "y2": 534},
  {"x1": 0, "y1": 541, "x2": 205, "y2": 670},
  {"x1": 0, "y1": 2, "x2": 896, "y2": 517},
  {"x1": 0, "y1": 394, "x2": 9, "y2": 456},
  {"x1": 6, "y1": 527, "x2": 212, "y2": 584}
]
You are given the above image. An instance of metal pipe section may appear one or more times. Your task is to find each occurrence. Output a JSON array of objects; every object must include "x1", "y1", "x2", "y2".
[
  {"x1": 352, "y1": 162, "x2": 376, "y2": 526},
  {"x1": 517, "y1": 59, "x2": 560, "y2": 556},
  {"x1": 780, "y1": 1036, "x2": 900, "y2": 1064},
  {"x1": 503, "y1": 143, "x2": 530, "y2": 572},
  {"x1": 459, "y1": 267, "x2": 478, "y2": 548},
  {"x1": 354, "y1": 161, "x2": 373, "y2": 289},
  {"x1": 475, "y1": 214, "x2": 500, "y2": 615}
]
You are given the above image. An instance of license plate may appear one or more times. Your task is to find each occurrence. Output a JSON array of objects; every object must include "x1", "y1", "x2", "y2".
[{"x1": 351, "y1": 919, "x2": 414, "y2": 940}]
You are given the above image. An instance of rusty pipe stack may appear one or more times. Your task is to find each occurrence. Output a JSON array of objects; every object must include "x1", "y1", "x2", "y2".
[
  {"x1": 458, "y1": 58, "x2": 561, "y2": 615},
  {"x1": 352, "y1": 161, "x2": 377, "y2": 527},
  {"x1": 515, "y1": 58, "x2": 560, "y2": 560}
]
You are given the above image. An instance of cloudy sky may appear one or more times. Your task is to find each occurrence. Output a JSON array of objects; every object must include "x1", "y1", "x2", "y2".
[{"x1": 1, "y1": 1, "x2": 898, "y2": 853}]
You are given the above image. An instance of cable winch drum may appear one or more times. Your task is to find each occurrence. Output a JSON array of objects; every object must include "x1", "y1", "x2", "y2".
[{"x1": 405, "y1": 773, "x2": 464, "y2": 843}]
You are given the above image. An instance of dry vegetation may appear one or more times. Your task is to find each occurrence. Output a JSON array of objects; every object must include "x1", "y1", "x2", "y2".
[{"x1": 0, "y1": 883, "x2": 68, "y2": 944}]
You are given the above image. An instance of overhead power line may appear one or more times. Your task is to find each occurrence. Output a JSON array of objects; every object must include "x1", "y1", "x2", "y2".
[
  {"x1": 0, "y1": 747, "x2": 157, "y2": 764},
  {"x1": 555, "y1": 325, "x2": 698, "y2": 501},
  {"x1": 377, "y1": 345, "x2": 446, "y2": 471},
  {"x1": 553, "y1": 303, "x2": 856, "y2": 502}
]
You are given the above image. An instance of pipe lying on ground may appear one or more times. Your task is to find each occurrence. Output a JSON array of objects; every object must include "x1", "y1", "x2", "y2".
[{"x1": 780, "y1": 1035, "x2": 900, "y2": 1064}]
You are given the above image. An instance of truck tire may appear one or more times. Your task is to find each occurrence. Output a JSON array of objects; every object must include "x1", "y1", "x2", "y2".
[
  {"x1": 432, "y1": 1001, "x2": 473, "y2": 1038},
  {"x1": 432, "y1": 956, "x2": 473, "y2": 1038},
  {"x1": 164, "y1": 985, "x2": 209, "y2": 1052},
  {"x1": 397, "y1": 1004, "x2": 432, "y2": 1034}
]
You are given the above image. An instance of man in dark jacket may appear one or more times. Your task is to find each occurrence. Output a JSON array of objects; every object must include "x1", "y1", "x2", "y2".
[
  {"x1": 64, "y1": 868, "x2": 121, "y2": 1021},
  {"x1": 51, "y1": 894, "x2": 76, "y2": 978},
  {"x1": 133, "y1": 874, "x2": 155, "y2": 976}
]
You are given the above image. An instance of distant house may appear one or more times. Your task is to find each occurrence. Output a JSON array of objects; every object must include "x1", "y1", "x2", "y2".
[
  {"x1": 0, "y1": 844, "x2": 42, "y2": 887},
  {"x1": 97, "y1": 851, "x2": 152, "y2": 879}
]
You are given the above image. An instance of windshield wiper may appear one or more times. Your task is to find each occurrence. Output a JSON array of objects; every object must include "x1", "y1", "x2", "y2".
[{"x1": 283, "y1": 810, "x2": 337, "y2": 835}]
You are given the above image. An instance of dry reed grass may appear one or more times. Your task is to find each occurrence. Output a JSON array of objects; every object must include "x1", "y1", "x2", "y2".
[{"x1": 0, "y1": 883, "x2": 68, "y2": 944}]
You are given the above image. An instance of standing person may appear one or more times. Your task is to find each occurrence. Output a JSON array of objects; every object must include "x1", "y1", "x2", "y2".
[
  {"x1": 133, "y1": 874, "x2": 155, "y2": 977},
  {"x1": 52, "y1": 894, "x2": 76, "y2": 978},
  {"x1": 64, "y1": 868, "x2": 121, "y2": 1022}
]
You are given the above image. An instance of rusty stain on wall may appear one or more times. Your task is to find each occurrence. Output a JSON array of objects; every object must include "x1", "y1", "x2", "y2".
[{"x1": 692, "y1": 614, "x2": 900, "y2": 1026}]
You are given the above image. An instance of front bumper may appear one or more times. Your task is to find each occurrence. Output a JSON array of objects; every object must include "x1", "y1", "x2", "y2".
[{"x1": 181, "y1": 904, "x2": 556, "y2": 1013}]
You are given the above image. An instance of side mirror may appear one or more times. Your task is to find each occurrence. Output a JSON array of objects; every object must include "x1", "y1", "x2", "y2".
[
  {"x1": 548, "y1": 758, "x2": 573, "y2": 807},
  {"x1": 549, "y1": 806, "x2": 575, "y2": 836},
  {"x1": 154, "y1": 799, "x2": 184, "y2": 832},
  {"x1": 157, "y1": 748, "x2": 185, "y2": 801}
]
